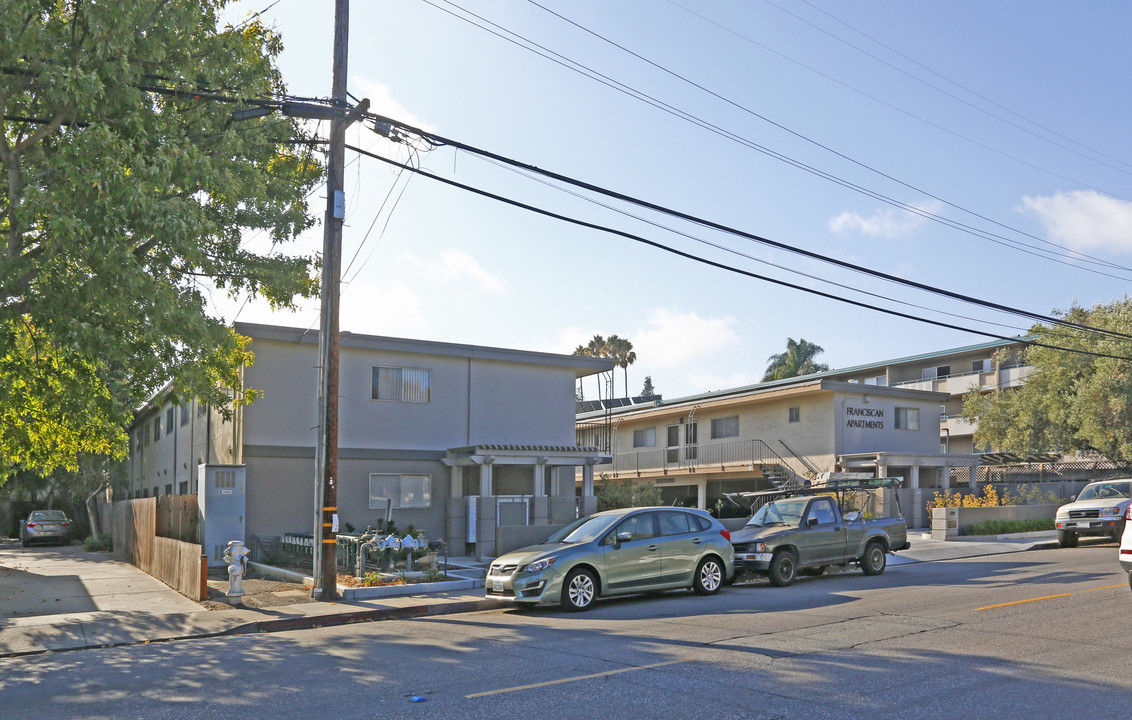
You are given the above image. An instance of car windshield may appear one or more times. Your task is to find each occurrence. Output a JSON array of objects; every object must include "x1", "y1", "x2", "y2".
[
  {"x1": 746, "y1": 498, "x2": 808, "y2": 527},
  {"x1": 1077, "y1": 482, "x2": 1131, "y2": 501},
  {"x1": 29, "y1": 510, "x2": 67, "y2": 522},
  {"x1": 545, "y1": 514, "x2": 620, "y2": 544}
]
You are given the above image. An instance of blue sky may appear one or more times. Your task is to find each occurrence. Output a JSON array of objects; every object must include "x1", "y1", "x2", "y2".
[{"x1": 215, "y1": 0, "x2": 1132, "y2": 400}]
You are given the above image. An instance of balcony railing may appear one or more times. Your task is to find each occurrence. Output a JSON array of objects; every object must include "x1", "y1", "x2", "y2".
[{"x1": 609, "y1": 438, "x2": 787, "y2": 476}]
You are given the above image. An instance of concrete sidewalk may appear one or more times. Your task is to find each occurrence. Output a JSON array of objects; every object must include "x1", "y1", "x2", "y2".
[{"x1": 0, "y1": 531, "x2": 1062, "y2": 658}]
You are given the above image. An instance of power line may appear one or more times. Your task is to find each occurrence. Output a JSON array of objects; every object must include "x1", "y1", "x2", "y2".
[
  {"x1": 357, "y1": 114, "x2": 1132, "y2": 343},
  {"x1": 345, "y1": 141, "x2": 1132, "y2": 362},
  {"x1": 426, "y1": 0, "x2": 1132, "y2": 278}
]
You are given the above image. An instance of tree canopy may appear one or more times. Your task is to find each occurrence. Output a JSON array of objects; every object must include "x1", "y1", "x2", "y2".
[
  {"x1": 573, "y1": 333, "x2": 637, "y2": 400},
  {"x1": 762, "y1": 338, "x2": 830, "y2": 381},
  {"x1": 963, "y1": 298, "x2": 1132, "y2": 463},
  {"x1": 0, "y1": 1, "x2": 321, "y2": 481}
]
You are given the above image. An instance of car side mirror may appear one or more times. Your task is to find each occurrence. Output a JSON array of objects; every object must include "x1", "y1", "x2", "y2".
[
  {"x1": 614, "y1": 530, "x2": 632, "y2": 548},
  {"x1": 806, "y1": 517, "x2": 818, "y2": 526},
  {"x1": 844, "y1": 511, "x2": 861, "y2": 522}
]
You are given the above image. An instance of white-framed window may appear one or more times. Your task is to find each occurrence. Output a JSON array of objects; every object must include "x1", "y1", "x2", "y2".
[
  {"x1": 372, "y1": 366, "x2": 431, "y2": 403},
  {"x1": 895, "y1": 407, "x2": 920, "y2": 431},
  {"x1": 921, "y1": 365, "x2": 950, "y2": 380},
  {"x1": 972, "y1": 358, "x2": 992, "y2": 373},
  {"x1": 788, "y1": 406, "x2": 801, "y2": 423},
  {"x1": 633, "y1": 427, "x2": 656, "y2": 448},
  {"x1": 369, "y1": 473, "x2": 432, "y2": 509},
  {"x1": 863, "y1": 374, "x2": 887, "y2": 386},
  {"x1": 165, "y1": 407, "x2": 174, "y2": 435},
  {"x1": 710, "y1": 416, "x2": 739, "y2": 439}
]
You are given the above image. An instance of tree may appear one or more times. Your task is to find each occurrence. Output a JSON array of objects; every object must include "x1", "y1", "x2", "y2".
[
  {"x1": 0, "y1": 2, "x2": 321, "y2": 481},
  {"x1": 596, "y1": 480, "x2": 662, "y2": 512},
  {"x1": 640, "y1": 375, "x2": 656, "y2": 398},
  {"x1": 762, "y1": 338, "x2": 830, "y2": 381},
  {"x1": 606, "y1": 334, "x2": 636, "y2": 398},
  {"x1": 963, "y1": 298, "x2": 1132, "y2": 463}
]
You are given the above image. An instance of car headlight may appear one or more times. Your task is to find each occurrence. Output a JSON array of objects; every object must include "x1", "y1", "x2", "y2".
[
  {"x1": 752, "y1": 542, "x2": 767, "y2": 553},
  {"x1": 1104, "y1": 506, "x2": 1124, "y2": 516},
  {"x1": 520, "y1": 557, "x2": 556, "y2": 574}
]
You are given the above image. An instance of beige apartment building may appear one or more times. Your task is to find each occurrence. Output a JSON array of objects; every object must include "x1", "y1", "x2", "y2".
[{"x1": 576, "y1": 337, "x2": 1033, "y2": 528}]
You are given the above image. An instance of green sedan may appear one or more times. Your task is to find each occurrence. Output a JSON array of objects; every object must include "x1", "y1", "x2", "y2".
[{"x1": 485, "y1": 506, "x2": 735, "y2": 611}]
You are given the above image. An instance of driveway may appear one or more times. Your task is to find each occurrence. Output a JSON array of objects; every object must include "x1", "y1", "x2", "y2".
[{"x1": 0, "y1": 541, "x2": 204, "y2": 654}]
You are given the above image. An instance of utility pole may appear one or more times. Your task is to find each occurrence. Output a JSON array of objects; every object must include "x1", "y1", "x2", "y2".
[{"x1": 313, "y1": 0, "x2": 351, "y2": 602}]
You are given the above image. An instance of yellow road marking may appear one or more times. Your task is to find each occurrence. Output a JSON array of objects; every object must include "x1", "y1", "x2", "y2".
[
  {"x1": 465, "y1": 658, "x2": 694, "y2": 698},
  {"x1": 977, "y1": 593, "x2": 1072, "y2": 611},
  {"x1": 1085, "y1": 584, "x2": 1125, "y2": 591}
]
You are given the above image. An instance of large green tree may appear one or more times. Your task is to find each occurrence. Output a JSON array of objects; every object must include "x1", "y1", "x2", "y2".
[
  {"x1": 762, "y1": 338, "x2": 830, "y2": 381},
  {"x1": 963, "y1": 298, "x2": 1132, "y2": 463},
  {"x1": 0, "y1": 1, "x2": 321, "y2": 481}
]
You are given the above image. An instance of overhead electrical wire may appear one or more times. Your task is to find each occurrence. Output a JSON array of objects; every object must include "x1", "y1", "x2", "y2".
[
  {"x1": 357, "y1": 112, "x2": 1132, "y2": 344},
  {"x1": 427, "y1": 0, "x2": 1132, "y2": 279},
  {"x1": 345, "y1": 141, "x2": 1131, "y2": 362}
]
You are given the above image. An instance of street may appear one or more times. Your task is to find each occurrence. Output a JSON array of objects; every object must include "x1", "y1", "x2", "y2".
[{"x1": 2, "y1": 544, "x2": 1129, "y2": 720}]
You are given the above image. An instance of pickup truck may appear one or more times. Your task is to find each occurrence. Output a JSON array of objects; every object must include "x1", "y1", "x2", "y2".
[{"x1": 729, "y1": 492, "x2": 910, "y2": 586}]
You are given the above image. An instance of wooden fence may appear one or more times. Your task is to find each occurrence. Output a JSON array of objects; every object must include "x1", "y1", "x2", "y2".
[{"x1": 112, "y1": 498, "x2": 207, "y2": 601}]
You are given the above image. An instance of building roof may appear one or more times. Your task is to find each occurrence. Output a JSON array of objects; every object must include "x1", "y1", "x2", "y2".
[
  {"x1": 235, "y1": 322, "x2": 615, "y2": 378},
  {"x1": 575, "y1": 336, "x2": 1027, "y2": 420}
]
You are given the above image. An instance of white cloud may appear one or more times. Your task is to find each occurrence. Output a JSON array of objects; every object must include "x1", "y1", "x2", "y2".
[
  {"x1": 829, "y1": 200, "x2": 944, "y2": 237},
  {"x1": 340, "y1": 279, "x2": 426, "y2": 336},
  {"x1": 397, "y1": 249, "x2": 506, "y2": 293},
  {"x1": 634, "y1": 309, "x2": 740, "y2": 369},
  {"x1": 1019, "y1": 190, "x2": 1132, "y2": 254},
  {"x1": 351, "y1": 77, "x2": 434, "y2": 133}
]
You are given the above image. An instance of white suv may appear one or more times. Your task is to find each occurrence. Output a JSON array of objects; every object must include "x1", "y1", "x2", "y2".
[
  {"x1": 1120, "y1": 505, "x2": 1132, "y2": 591},
  {"x1": 1055, "y1": 479, "x2": 1131, "y2": 548}
]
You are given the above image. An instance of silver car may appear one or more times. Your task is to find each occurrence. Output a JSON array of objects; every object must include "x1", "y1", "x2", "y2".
[
  {"x1": 20, "y1": 510, "x2": 73, "y2": 547},
  {"x1": 485, "y1": 506, "x2": 735, "y2": 611},
  {"x1": 1055, "y1": 479, "x2": 1131, "y2": 547}
]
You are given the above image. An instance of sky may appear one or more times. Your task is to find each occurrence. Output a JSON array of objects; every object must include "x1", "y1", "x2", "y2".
[{"x1": 214, "y1": 0, "x2": 1132, "y2": 401}]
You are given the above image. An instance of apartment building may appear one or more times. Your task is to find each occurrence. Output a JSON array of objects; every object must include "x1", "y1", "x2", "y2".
[{"x1": 124, "y1": 323, "x2": 613, "y2": 559}]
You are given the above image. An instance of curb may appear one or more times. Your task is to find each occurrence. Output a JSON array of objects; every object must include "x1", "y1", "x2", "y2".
[{"x1": 235, "y1": 597, "x2": 508, "y2": 635}]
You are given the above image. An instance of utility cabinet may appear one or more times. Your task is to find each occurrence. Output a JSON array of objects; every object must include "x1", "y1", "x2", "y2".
[{"x1": 198, "y1": 464, "x2": 247, "y2": 562}]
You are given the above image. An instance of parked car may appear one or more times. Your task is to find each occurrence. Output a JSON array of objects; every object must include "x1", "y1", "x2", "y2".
[
  {"x1": 485, "y1": 506, "x2": 735, "y2": 611},
  {"x1": 730, "y1": 492, "x2": 909, "y2": 586},
  {"x1": 1120, "y1": 505, "x2": 1132, "y2": 591},
  {"x1": 1055, "y1": 479, "x2": 1131, "y2": 547},
  {"x1": 20, "y1": 510, "x2": 73, "y2": 547}
]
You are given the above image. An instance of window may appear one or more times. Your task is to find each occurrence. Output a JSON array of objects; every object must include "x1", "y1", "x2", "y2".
[
  {"x1": 921, "y1": 365, "x2": 950, "y2": 380},
  {"x1": 165, "y1": 407, "x2": 174, "y2": 435},
  {"x1": 179, "y1": 481, "x2": 189, "y2": 494},
  {"x1": 895, "y1": 407, "x2": 920, "y2": 431},
  {"x1": 198, "y1": 402, "x2": 208, "y2": 416},
  {"x1": 372, "y1": 366, "x2": 431, "y2": 403},
  {"x1": 972, "y1": 358, "x2": 992, "y2": 373},
  {"x1": 710, "y1": 416, "x2": 739, "y2": 439},
  {"x1": 863, "y1": 374, "x2": 887, "y2": 386},
  {"x1": 633, "y1": 427, "x2": 656, "y2": 448},
  {"x1": 165, "y1": 483, "x2": 173, "y2": 495},
  {"x1": 788, "y1": 406, "x2": 801, "y2": 423},
  {"x1": 658, "y1": 511, "x2": 694, "y2": 535},
  {"x1": 610, "y1": 512, "x2": 657, "y2": 542},
  {"x1": 369, "y1": 473, "x2": 432, "y2": 509},
  {"x1": 152, "y1": 417, "x2": 161, "y2": 443},
  {"x1": 808, "y1": 499, "x2": 837, "y2": 525},
  {"x1": 180, "y1": 405, "x2": 190, "y2": 426}
]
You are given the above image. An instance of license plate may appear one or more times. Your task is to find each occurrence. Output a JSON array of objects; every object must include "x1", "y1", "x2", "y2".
[
  {"x1": 492, "y1": 580, "x2": 504, "y2": 592},
  {"x1": 1076, "y1": 522, "x2": 1093, "y2": 528}
]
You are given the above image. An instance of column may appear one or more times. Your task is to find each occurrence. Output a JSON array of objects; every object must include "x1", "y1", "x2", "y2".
[{"x1": 532, "y1": 461, "x2": 549, "y2": 524}]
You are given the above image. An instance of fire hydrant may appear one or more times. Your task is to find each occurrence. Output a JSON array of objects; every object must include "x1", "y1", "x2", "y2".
[{"x1": 223, "y1": 540, "x2": 251, "y2": 606}]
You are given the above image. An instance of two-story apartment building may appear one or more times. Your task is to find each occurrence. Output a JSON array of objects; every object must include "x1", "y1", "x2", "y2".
[{"x1": 124, "y1": 322, "x2": 614, "y2": 560}]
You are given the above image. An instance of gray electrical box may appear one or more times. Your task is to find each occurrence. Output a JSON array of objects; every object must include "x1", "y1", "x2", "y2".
[{"x1": 198, "y1": 464, "x2": 247, "y2": 562}]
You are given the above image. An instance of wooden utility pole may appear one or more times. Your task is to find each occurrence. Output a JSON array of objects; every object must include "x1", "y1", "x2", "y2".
[{"x1": 313, "y1": 0, "x2": 351, "y2": 601}]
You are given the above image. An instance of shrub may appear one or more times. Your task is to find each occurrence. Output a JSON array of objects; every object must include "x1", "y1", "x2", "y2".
[
  {"x1": 83, "y1": 535, "x2": 112, "y2": 552},
  {"x1": 960, "y1": 518, "x2": 1055, "y2": 536},
  {"x1": 596, "y1": 480, "x2": 662, "y2": 511}
]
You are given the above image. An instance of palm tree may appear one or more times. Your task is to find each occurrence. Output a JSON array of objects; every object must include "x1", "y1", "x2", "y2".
[
  {"x1": 606, "y1": 335, "x2": 636, "y2": 398},
  {"x1": 762, "y1": 338, "x2": 830, "y2": 381}
]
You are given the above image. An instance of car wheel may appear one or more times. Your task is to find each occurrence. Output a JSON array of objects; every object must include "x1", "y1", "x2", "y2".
[
  {"x1": 561, "y1": 568, "x2": 597, "y2": 611},
  {"x1": 1057, "y1": 530, "x2": 1078, "y2": 548},
  {"x1": 20, "y1": 538, "x2": 28, "y2": 548},
  {"x1": 692, "y1": 557, "x2": 724, "y2": 595},
  {"x1": 861, "y1": 541, "x2": 887, "y2": 576},
  {"x1": 768, "y1": 550, "x2": 797, "y2": 587}
]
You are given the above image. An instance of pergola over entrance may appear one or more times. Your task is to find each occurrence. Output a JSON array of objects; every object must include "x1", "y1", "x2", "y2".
[
  {"x1": 838, "y1": 451, "x2": 980, "y2": 528},
  {"x1": 443, "y1": 444, "x2": 609, "y2": 559}
]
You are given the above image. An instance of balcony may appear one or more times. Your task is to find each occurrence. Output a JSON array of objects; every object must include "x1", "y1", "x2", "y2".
[{"x1": 606, "y1": 438, "x2": 789, "y2": 478}]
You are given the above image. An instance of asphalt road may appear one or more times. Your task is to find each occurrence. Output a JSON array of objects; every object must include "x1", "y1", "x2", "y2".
[{"x1": 3, "y1": 544, "x2": 1129, "y2": 720}]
